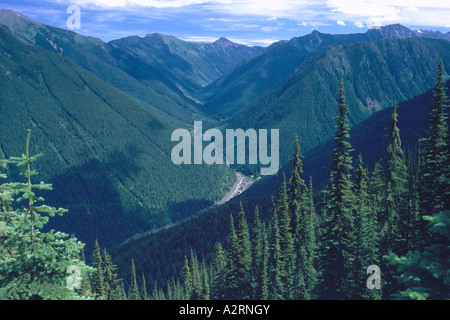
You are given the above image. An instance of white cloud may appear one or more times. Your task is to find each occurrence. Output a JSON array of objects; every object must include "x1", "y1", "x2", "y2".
[
  {"x1": 326, "y1": 0, "x2": 450, "y2": 28},
  {"x1": 64, "y1": 0, "x2": 232, "y2": 9},
  {"x1": 354, "y1": 21, "x2": 364, "y2": 28},
  {"x1": 261, "y1": 26, "x2": 281, "y2": 32},
  {"x1": 337, "y1": 20, "x2": 346, "y2": 26}
]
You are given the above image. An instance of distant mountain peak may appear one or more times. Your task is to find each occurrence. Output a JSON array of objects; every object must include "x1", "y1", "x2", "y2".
[
  {"x1": 367, "y1": 23, "x2": 418, "y2": 39},
  {"x1": 0, "y1": 8, "x2": 41, "y2": 25},
  {"x1": 215, "y1": 37, "x2": 232, "y2": 43},
  {"x1": 214, "y1": 37, "x2": 242, "y2": 48}
]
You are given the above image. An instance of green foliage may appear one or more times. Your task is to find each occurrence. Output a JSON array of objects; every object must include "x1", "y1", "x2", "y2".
[
  {"x1": 320, "y1": 81, "x2": 355, "y2": 300},
  {"x1": 388, "y1": 211, "x2": 450, "y2": 300},
  {"x1": 128, "y1": 259, "x2": 140, "y2": 300},
  {"x1": 420, "y1": 60, "x2": 450, "y2": 216},
  {"x1": 0, "y1": 131, "x2": 92, "y2": 300},
  {"x1": 229, "y1": 38, "x2": 450, "y2": 177},
  {"x1": 0, "y1": 23, "x2": 236, "y2": 252}
]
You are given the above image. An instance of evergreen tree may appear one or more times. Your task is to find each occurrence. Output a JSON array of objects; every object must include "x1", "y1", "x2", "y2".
[
  {"x1": 287, "y1": 135, "x2": 308, "y2": 212},
  {"x1": 183, "y1": 256, "x2": 193, "y2": 300},
  {"x1": 287, "y1": 137, "x2": 317, "y2": 300},
  {"x1": 403, "y1": 150, "x2": 422, "y2": 253},
  {"x1": 379, "y1": 105, "x2": 409, "y2": 298},
  {"x1": 189, "y1": 250, "x2": 203, "y2": 300},
  {"x1": 211, "y1": 243, "x2": 227, "y2": 300},
  {"x1": 320, "y1": 80, "x2": 355, "y2": 300},
  {"x1": 234, "y1": 203, "x2": 252, "y2": 299},
  {"x1": 278, "y1": 174, "x2": 294, "y2": 297},
  {"x1": 381, "y1": 105, "x2": 408, "y2": 256},
  {"x1": 0, "y1": 130, "x2": 92, "y2": 300},
  {"x1": 353, "y1": 154, "x2": 381, "y2": 300},
  {"x1": 250, "y1": 206, "x2": 264, "y2": 299},
  {"x1": 140, "y1": 274, "x2": 148, "y2": 300},
  {"x1": 267, "y1": 211, "x2": 284, "y2": 300},
  {"x1": 388, "y1": 210, "x2": 450, "y2": 300},
  {"x1": 224, "y1": 214, "x2": 239, "y2": 299},
  {"x1": 128, "y1": 259, "x2": 140, "y2": 300},
  {"x1": 421, "y1": 60, "x2": 449, "y2": 215},
  {"x1": 91, "y1": 240, "x2": 105, "y2": 299},
  {"x1": 102, "y1": 248, "x2": 121, "y2": 300},
  {"x1": 201, "y1": 261, "x2": 210, "y2": 300},
  {"x1": 260, "y1": 222, "x2": 269, "y2": 300}
]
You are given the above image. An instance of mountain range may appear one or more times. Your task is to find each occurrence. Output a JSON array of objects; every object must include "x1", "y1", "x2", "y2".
[{"x1": 0, "y1": 8, "x2": 449, "y2": 258}]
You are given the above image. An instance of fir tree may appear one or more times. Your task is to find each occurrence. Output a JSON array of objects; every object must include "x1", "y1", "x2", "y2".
[
  {"x1": 388, "y1": 210, "x2": 450, "y2": 300},
  {"x1": 234, "y1": 203, "x2": 252, "y2": 299},
  {"x1": 403, "y1": 150, "x2": 422, "y2": 253},
  {"x1": 250, "y1": 206, "x2": 264, "y2": 299},
  {"x1": 287, "y1": 135, "x2": 308, "y2": 211},
  {"x1": 224, "y1": 214, "x2": 239, "y2": 299},
  {"x1": 267, "y1": 211, "x2": 284, "y2": 300},
  {"x1": 353, "y1": 154, "x2": 381, "y2": 300},
  {"x1": 128, "y1": 259, "x2": 140, "y2": 300},
  {"x1": 380, "y1": 105, "x2": 408, "y2": 256},
  {"x1": 0, "y1": 130, "x2": 92, "y2": 300},
  {"x1": 102, "y1": 248, "x2": 120, "y2": 300},
  {"x1": 91, "y1": 240, "x2": 105, "y2": 299},
  {"x1": 140, "y1": 274, "x2": 148, "y2": 300},
  {"x1": 320, "y1": 80, "x2": 355, "y2": 300},
  {"x1": 278, "y1": 174, "x2": 295, "y2": 298},
  {"x1": 260, "y1": 222, "x2": 269, "y2": 300},
  {"x1": 183, "y1": 256, "x2": 193, "y2": 299},
  {"x1": 211, "y1": 243, "x2": 226, "y2": 300},
  {"x1": 421, "y1": 60, "x2": 449, "y2": 215}
]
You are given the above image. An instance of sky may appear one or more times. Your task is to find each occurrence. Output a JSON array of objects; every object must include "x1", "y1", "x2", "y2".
[{"x1": 1, "y1": 0, "x2": 450, "y2": 46}]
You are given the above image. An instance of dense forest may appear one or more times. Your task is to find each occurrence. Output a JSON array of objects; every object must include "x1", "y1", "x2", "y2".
[{"x1": 1, "y1": 61, "x2": 448, "y2": 300}]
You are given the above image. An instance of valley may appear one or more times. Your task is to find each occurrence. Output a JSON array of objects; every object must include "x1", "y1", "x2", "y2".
[{"x1": 0, "y1": 7, "x2": 449, "y2": 301}]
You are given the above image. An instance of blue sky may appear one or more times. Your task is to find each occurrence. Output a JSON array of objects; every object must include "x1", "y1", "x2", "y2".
[{"x1": 1, "y1": 0, "x2": 450, "y2": 46}]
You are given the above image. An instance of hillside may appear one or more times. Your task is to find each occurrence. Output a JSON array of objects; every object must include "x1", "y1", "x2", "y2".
[
  {"x1": 242, "y1": 79, "x2": 450, "y2": 198},
  {"x1": 109, "y1": 34, "x2": 262, "y2": 102},
  {"x1": 202, "y1": 24, "x2": 450, "y2": 119},
  {"x1": 110, "y1": 77, "x2": 449, "y2": 291},
  {"x1": 226, "y1": 37, "x2": 450, "y2": 175},
  {"x1": 0, "y1": 24, "x2": 235, "y2": 252},
  {"x1": 0, "y1": 9, "x2": 260, "y2": 126}
]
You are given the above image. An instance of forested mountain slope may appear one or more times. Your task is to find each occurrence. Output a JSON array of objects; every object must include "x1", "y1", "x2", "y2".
[
  {"x1": 110, "y1": 77, "x2": 449, "y2": 292},
  {"x1": 227, "y1": 37, "x2": 450, "y2": 175},
  {"x1": 0, "y1": 9, "x2": 260, "y2": 126},
  {"x1": 243, "y1": 79, "x2": 450, "y2": 198},
  {"x1": 0, "y1": 24, "x2": 235, "y2": 252}
]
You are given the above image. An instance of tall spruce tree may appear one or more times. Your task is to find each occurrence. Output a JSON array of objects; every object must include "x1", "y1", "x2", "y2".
[
  {"x1": 353, "y1": 154, "x2": 381, "y2": 300},
  {"x1": 233, "y1": 203, "x2": 252, "y2": 299},
  {"x1": 183, "y1": 256, "x2": 193, "y2": 300},
  {"x1": 224, "y1": 214, "x2": 239, "y2": 299},
  {"x1": 404, "y1": 150, "x2": 422, "y2": 253},
  {"x1": 128, "y1": 259, "x2": 140, "y2": 300},
  {"x1": 381, "y1": 105, "x2": 408, "y2": 256},
  {"x1": 421, "y1": 60, "x2": 449, "y2": 216},
  {"x1": 251, "y1": 206, "x2": 265, "y2": 299},
  {"x1": 267, "y1": 211, "x2": 284, "y2": 300},
  {"x1": 278, "y1": 174, "x2": 295, "y2": 298},
  {"x1": 0, "y1": 130, "x2": 92, "y2": 300},
  {"x1": 211, "y1": 242, "x2": 227, "y2": 300},
  {"x1": 102, "y1": 249, "x2": 121, "y2": 300},
  {"x1": 91, "y1": 240, "x2": 105, "y2": 299},
  {"x1": 320, "y1": 80, "x2": 355, "y2": 300},
  {"x1": 140, "y1": 274, "x2": 148, "y2": 300},
  {"x1": 287, "y1": 137, "x2": 317, "y2": 300},
  {"x1": 379, "y1": 105, "x2": 409, "y2": 299}
]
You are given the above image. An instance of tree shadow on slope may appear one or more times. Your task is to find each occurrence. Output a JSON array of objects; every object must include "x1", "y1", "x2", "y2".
[{"x1": 43, "y1": 148, "x2": 154, "y2": 255}]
